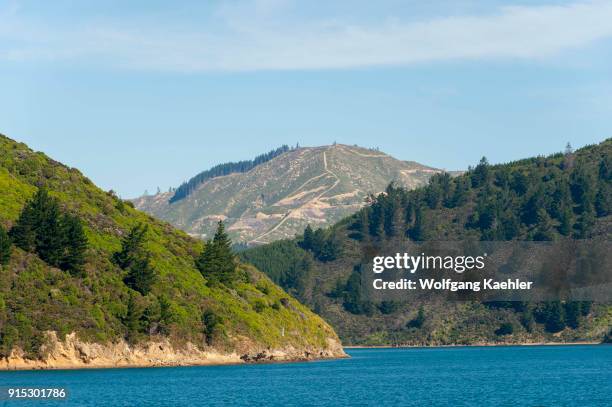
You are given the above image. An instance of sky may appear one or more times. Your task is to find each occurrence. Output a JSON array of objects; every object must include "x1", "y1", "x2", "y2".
[{"x1": 0, "y1": 0, "x2": 611, "y2": 198}]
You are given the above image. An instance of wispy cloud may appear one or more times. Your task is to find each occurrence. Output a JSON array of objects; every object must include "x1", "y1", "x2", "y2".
[{"x1": 1, "y1": 0, "x2": 612, "y2": 72}]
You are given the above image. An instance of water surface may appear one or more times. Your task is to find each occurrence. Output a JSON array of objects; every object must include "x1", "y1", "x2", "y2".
[{"x1": 1, "y1": 345, "x2": 610, "y2": 406}]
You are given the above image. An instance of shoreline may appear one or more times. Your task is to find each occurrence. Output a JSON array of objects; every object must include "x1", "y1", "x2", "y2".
[
  {"x1": 344, "y1": 341, "x2": 605, "y2": 349},
  {"x1": 0, "y1": 332, "x2": 348, "y2": 372},
  {"x1": 0, "y1": 353, "x2": 350, "y2": 372}
]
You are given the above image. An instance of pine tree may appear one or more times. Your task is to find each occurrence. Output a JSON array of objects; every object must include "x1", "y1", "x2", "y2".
[
  {"x1": 594, "y1": 184, "x2": 610, "y2": 217},
  {"x1": 564, "y1": 302, "x2": 581, "y2": 329},
  {"x1": 196, "y1": 221, "x2": 237, "y2": 285},
  {"x1": 113, "y1": 224, "x2": 148, "y2": 269},
  {"x1": 60, "y1": 214, "x2": 88, "y2": 275},
  {"x1": 114, "y1": 224, "x2": 156, "y2": 294},
  {"x1": 123, "y1": 291, "x2": 143, "y2": 343},
  {"x1": 471, "y1": 157, "x2": 490, "y2": 188},
  {"x1": 310, "y1": 228, "x2": 326, "y2": 256},
  {"x1": 574, "y1": 202, "x2": 595, "y2": 239},
  {"x1": 558, "y1": 206, "x2": 574, "y2": 236},
  {"x1": 533, "y1": 208, "x2": 555, "y2": 241},
  {"x1": 301, "y1": 224, "x2": 314, "y2": 250},
  {"x1": 409, "y1": 206, "x2": 428, "y2": 241},
  {"x1": 368, "y1": 203, "x2": 384, "y2": 238},
  {"x1": 123, "y1": 255, "x2": 156, "y2": 295},
  {"x1": 544, "y1": 302, "x2": 566, "y2": 333},
  {"x1": 350, "y1": 210, "x2": 369, "y2": 241},
  {"x1": 9, "y1": 188, "x2": 88, "y2": 272},
  {"x1": 10, "y1": 188, "x2": 60, "y2": 255},
  {"x1": 0, "y1": 225, "x2": 11, "y2": 265},
  {"x1": 36, "y1": 198, "x2": 64, "y2": 268}
]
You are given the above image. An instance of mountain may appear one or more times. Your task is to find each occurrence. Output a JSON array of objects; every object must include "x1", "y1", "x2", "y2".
[
  {"x1": 240, "y1": 139, "x2": 612, "y2": 346},
  {"x1": 132, "y1": 144, "x2": 444, "y2": 244},
  {"x1": 0, "y1": 134, "x2": 344, "y2": 369}
]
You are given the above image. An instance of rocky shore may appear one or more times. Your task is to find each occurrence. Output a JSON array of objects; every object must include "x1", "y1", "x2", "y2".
[{"x1": 1, "y1": 332, "x2": 347, "y2": 370}]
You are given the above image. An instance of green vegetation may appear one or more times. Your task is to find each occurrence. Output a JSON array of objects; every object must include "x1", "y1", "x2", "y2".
[
  {"x1": 10, "y1": 188, "x2": 88, "y2": 275},
  {"x1": 299, "y1": 225, "x2": 343, "y2": 262},
  {"x1": 170, "y1": 145, "x2": 292, "y2": 203},
  {"x1": 241, "y1": 139, "x2": 612, "y2": 345},
  {"x1": 196, "y1": 221, "x2": 240, "y2": 286},
  {"x1": 113, "y1": 224, "x2": 156, "y2": 295},
  {"x1": 0, "y1": 134, "x2": 340, "y2": 359},
  {"x1": 0, "y1": 225, "x2": 11, "y2": 265}
]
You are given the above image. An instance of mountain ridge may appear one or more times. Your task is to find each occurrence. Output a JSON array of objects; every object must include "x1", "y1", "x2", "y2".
[{"x1": 133, "y1": 143, "x2": 445, "y2": 244}]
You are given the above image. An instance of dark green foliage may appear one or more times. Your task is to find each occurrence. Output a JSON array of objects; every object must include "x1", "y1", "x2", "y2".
[
  {"x1": 239, "y1": 240, "x2": 311, "y2": 296},
  {"x1": 407, "y1": 306, "x2": 426, "y2": 328},
  {"x1": 580, "y1": 301, "x2": 592, "y2": 316},
  {"x1": 302, "y1": 225, "x2": 314, "y2": 249},
  {"x1": 348, "y1": 210, "x2": 369, "y2": 241},
  {"x1": 495, "y1": 322, "x2": 514, "y2": 336},
  {"x1": 299, "y1": 225, "x2": 342, "y2": 262},
  {"x1": 11, "y1": 188, "x2": 63, "y2": 265},
  {"x1": 558, "y1": 206, "x2": 574, "y2": 236},
  {"x1": 113, "y1": 224, "x2": 148, "y2": 269},
  {"x1": 202, "y1": 309, "x2": 224, "y2": 346},
  {"x1": 408, "y1": 205, "x2": 429, "y2": 241},
  {"x1": 564, "y1": 301, "x2": 582, "y2": 329},
  {"x1": 541, "y1": 302, "x2": 566, "y2": 333},
  {"x1": 9, "y1": 188, "x2": 88, "y2": 273},
  {"x1": 113, "y1": 224, "x2": 156, "y2": 295},
  {"x1": 532, "y1": 208, "x2": 555, "y2": 241},
  {"x1": 0, "y1": 225, "x2": 11, "y2": 265},
  {"x1": 342, "y1": 266, "x2": 374, "y2": 315},
  {"x1": 595, "y1": 182, "x2": 610, "y2": 217},
  {"x1": 123, "y1": 255, "x2": 155, "y2": 296},
  {"x1": 170, "y1": 145, "x2": 292, "y2": 203},
  {"x1": 471, "y1": 157, "x2": 491, "y2": 188},
  {"x1": 196, "y1": 221, "x2": 237, "y2": 285},
  {"x1": 123, "y1": 291, "x2": 144, "y2": 343},
  {"x1": 378, "y1": 301, "x2": 400, "y2": 315},
  {"x1": 59, "y1": 214, "x2": 88, "y2": 275}
]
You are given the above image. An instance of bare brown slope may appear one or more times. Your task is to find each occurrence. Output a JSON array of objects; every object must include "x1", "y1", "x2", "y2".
[{"x1": 133, "y1": 144, "x2": 443, "y2": 243}]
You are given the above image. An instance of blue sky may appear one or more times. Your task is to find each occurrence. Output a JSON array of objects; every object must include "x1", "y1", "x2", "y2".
[{"x1": 1, "y1": 0, "x2": 611, "y2": 198}]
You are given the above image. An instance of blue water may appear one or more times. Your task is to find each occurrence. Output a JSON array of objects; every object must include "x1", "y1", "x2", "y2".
[{"x1": 1, "y1": 346, "x2": 611, "y2": 406}]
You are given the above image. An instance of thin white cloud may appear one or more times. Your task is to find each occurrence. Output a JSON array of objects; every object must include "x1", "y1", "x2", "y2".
[{"x1": 1, "y1": 0, "x2": 612, "y2": 71}]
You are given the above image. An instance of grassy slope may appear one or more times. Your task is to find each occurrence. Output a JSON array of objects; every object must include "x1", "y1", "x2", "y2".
[
  {"x1": 0, "y1": 134, "x2": 339, "y2": 358},
  {"x1": 242, "y1": 140, "x2": 612, "y2": 345}
]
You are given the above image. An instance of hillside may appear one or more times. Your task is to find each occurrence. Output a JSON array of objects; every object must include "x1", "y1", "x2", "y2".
[
  {"x1": 0, "y1": 134, "x2": 344, "y2": 369},
  {"x1": 133, "y1": 144, "x2": 442, "y2": 244},
  {"x1": 240, "y1": 140, "x2": 612, "y2": 346}
]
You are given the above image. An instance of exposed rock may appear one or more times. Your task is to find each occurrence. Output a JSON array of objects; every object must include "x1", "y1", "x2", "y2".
[{"x1": 1, "y1": 332, "x2": 347, "y2": 370}]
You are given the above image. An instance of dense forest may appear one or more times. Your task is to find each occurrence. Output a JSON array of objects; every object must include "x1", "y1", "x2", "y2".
[
  {"x1": 241, "y1": 139, "x2": 612, "y2": 345},
  {"x1": 169, "y1": 145, "x2": 292, "y2": 203},
  {"x1": 0, "y1": 134, "x2": 340, "y2": 360}
]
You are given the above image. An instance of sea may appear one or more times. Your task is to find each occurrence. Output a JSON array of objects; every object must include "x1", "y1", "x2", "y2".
[{"x1": 1, "y1": 345, "x2": 611, "y2": 406}]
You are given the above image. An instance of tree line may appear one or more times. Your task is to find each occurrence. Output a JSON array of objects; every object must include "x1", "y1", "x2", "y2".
[
  {"x1": 169, "y1": 145, "x2": 293, "y2": 203},
  {"x1": 4, "y1": 188, "x2": 88, "y2": 275}
]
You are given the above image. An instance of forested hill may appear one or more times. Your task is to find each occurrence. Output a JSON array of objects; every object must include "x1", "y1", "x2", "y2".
[
  {"x1": 169, "y1": 145, "x2": 292, "y2": 203},
  {"x1": 0, "y1": 134, "x2": 343, "y2": 365},
  {"x1": 133, "y1": 144, "x2": 441, "y2": 244},
  {"x1": 240, "y1": 139, "x2": 612, "y2": 345}
]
